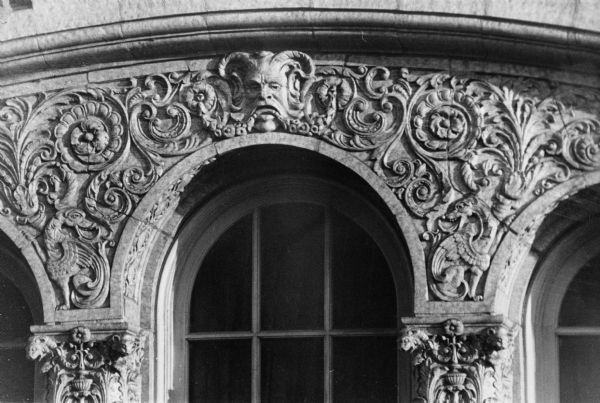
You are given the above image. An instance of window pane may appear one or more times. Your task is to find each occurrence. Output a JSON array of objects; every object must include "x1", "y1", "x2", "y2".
[
  {"x1": 0, "y1": 349, "x2": 34, "y2": 402},
  {"x1": 331, "y1": 211, "x2": 396, "y2": 329},
  {"x1": 0, "y1": 273, "x2": 32, "y2": 339},
  {"x1": 559, "y1": 257, "x2": 600, "y2": 326},
  {"x1": 333, "y1": 336, "x2": 397, "y2": 402},
  {"x1": 189, "y1": 340, "x2": 251, "y2": 402},
  {"x1": 559, "y1": 336, "x2": 600, "y2": 403},
  {"x1": 0, "y1": 274, "x2": 34, "y2": 402},
  {"x1": 261, "y1": 338, "x2": 324, "y2": 402},
  {"x1": 190, "y1": 214, "x2": 253, "y2": 332},
  {"x1": 261, "y1": 203, "x2": 324, "y2": 330}
]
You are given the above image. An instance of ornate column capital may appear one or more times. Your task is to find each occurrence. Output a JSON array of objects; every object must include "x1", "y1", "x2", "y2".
[
  {"x1": 400, "y1": 319, "x2": 515, "y2": 403},
  {"x1": 26, "y1": 326, "x2": 147, "y2": 403}
]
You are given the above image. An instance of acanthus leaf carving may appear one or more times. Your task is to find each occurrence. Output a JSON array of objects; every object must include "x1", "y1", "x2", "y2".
[
  {"x1": 1, "y1": 51, "x2": 600, "y2": 309},
  {"x1": 26, "y1": 326, "x2": 147, "y2": 403},
  {"x1": 400, "y1": 319, "x2": 514, "y2": 403}
]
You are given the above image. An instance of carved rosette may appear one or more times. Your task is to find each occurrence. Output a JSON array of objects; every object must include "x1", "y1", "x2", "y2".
[
  {"x1": 410, "y1": 88, "x2": 481, "y2": 159},
  {"x1": 400, "y1": 320, "x2": 514, "y2": 403},
  {"x1": 26, "y1": 326, "x2": 147, "y2": 403},
  {"x1": 0, "y1": 51, "x2": 600, "y2": 310},
  {"x1": 55, "y1": 101, "x2": 125, "y2": 172}
]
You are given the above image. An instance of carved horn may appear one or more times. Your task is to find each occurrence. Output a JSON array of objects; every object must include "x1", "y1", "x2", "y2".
[
  {"x1": 272, "y1": 50, "x2": 315, "y2": 76},
  {"x1": 217, "y1": 52, "x2": 254, "y2": 108},
  {"x1": 217, "y1": 52, "x2": 253, "y2": 79}
]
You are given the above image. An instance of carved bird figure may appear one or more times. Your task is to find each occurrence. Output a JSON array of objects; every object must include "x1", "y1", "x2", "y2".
[
  {"x1": 431, "y1": 197, "x2": 497, "y2": 301},
  {"x1": 44, "y1": 208, "x2": 109, "y2": 310}
]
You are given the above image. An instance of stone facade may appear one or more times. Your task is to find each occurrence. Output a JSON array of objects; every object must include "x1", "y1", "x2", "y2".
[{"x1": 2, "y1": 2, "x2": 600, "y2": 402}]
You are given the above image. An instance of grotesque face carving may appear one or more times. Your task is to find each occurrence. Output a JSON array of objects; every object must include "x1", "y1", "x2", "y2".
[{"x1": 218, "y1": 51, "x2": 315, "y2": 132}]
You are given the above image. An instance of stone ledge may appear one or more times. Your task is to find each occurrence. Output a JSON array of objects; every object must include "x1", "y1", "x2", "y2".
[{"x1": 2, "y1": 9, "x2": 600, "y2": 85}]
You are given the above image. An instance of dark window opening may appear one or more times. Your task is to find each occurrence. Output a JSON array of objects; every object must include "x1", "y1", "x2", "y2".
[
  {"x1": 188, "y1": 202, "x2": 402, "y2": 402},
  {"x1": 0, "y1": 272, "x2": 34, "y2": 402}
]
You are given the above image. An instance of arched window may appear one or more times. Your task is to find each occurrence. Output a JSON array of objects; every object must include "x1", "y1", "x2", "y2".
[
  {"x1": 528, "y1": 219, "x2": 600, "y2": 403},
  {"x1": 555, "y1": 255, "x2": 600, "y2": 402},
  {"x1": 167, "y1": 172, "x2": 412, "y2": 402}
]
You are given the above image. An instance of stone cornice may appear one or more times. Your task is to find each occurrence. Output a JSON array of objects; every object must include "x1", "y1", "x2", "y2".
[{"x1": 2, "y1": 9, "x2": 600, "y2": 85}]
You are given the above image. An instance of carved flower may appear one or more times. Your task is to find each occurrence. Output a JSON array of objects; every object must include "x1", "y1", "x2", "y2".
[
  {"x1": 71, "y1": 118, "x2": 110, "y2": 156},
  {"x1": 443, "y1": 319, "x2": 464, "y2": 336},
  {"x1": 70, "y1": 326, "x2": 91, "y2": 343},
  {"x1": 428, "y1": 107, "x2": 466, "y2": 140},
  {"x1": 55, "y1": 101, "x2": 124, "y2": 172},
  {"x1": 182, "y1": 80, "x2": 217, "y2": 115},
  {"x1": 412, "y1": 88, "x2": 481, "y2": 159}
]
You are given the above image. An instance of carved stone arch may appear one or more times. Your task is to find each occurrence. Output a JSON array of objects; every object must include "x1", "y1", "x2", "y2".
[
  {"x1": 0, "y1": 214, "x2": 53, "y2": 323},
  {"x1": 489, "y1": 170, "x2": 600, "y2": 321},
  {"x1": 111, "y1": 133, "x2": 425, "y2": 327},
  {"x1": 521, "y1": 192, "x2": 600, "y2": 402}
]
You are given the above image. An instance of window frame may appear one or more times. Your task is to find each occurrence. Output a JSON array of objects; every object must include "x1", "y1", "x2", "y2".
[
  {"x1": 527, "y1": 218, "x2": 600, "y2": 403},
  {"x1": 159, "y1": 174, "x2": 412, "y2": 402}
]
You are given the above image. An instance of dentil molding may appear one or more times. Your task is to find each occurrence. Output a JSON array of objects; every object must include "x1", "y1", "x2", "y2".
[{"x1": 1, "y1": 51, "x2": 599, "y2": 311}]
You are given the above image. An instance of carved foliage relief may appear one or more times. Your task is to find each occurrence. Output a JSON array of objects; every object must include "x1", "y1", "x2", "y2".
[
  {"x1": 26, "y1": 326, "x2": 147, "y2": 403},
  {"x1": 1, "y1": 51, "x2": 599, "y2": 308},
  {"x1": 400, "y1": 320, "x2": 514, "y2": 403}
]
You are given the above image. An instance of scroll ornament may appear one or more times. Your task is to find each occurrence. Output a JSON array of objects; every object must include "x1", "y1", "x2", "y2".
[
  {"x1": 0, "y1": 51, "x2": 599, "y2": 309},
  {"x1": 26, "y1": 326, "x2": 147, "y2": 403},
  {"x1": 400, "y1": 319, "x2": 513, "y2": 403}
]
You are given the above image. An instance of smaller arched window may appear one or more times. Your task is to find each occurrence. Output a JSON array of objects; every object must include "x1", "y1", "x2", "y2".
[
  {"x1": 165, "y1": 173, "x2": 413, "y2": 402},
  {"x1": 554, "y1": 256, "x2": 600, "y2": 402},
  {"x1": 529, "y1": 219, "x2": 600, "y2": 403}
]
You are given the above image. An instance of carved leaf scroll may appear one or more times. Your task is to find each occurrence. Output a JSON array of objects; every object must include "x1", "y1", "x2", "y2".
[
  {"x1": 26, "y1": 326, "x2": 147, "y2": 403},
  {"x1": 0, "y1": 51, "x2": 599, "y2": 309},
  {"x1": 400, "y1": 319, "x2": 513, "y2": 403}
]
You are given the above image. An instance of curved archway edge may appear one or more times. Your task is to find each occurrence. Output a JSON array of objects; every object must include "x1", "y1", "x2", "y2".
[
  {"x1": 0, "y1": 215, "x2": 53, "y2": 323},
  {"x1": 491, "y1": 170, "x2": 600, "y2": 324},
  {"x1": 112, "y1": 133, "x2": 426, "y2": 326}
]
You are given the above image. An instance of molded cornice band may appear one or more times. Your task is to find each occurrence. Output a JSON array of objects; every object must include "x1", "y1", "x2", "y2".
[{"x1": 2, "y1": 8, "x2": 600, "y2": 84}]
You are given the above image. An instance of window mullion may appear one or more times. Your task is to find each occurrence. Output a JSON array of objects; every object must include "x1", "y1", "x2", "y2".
[
  {"x1": 556, "y1": 326, "x2": 600, "y2": 336},
  {"x1": 324, "y1": 208, "x2": 333, "y2": 403},
  {"x1": 252, "y1": 208, "x2": 261, "y2": 403}
]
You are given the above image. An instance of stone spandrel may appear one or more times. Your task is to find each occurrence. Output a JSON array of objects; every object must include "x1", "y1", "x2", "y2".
[{"x1": 1, "y1": 51, "x2": 600, "y2": 313}]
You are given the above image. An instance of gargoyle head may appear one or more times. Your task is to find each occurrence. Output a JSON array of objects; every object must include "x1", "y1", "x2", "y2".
[{"x1": 218, "y1": 51, "x2": 315, "y2": 132}]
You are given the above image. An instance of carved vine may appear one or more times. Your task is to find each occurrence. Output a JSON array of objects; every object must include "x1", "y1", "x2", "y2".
[
  {"x1": 0, "y1": 51, "x2": 599, "y2": 308},
  {"x1": 400, "y1": 319, "x2": 513, "y2": 403},
  {"x1": 26, "y1": 326, "x2": 147, "y2": 403}
]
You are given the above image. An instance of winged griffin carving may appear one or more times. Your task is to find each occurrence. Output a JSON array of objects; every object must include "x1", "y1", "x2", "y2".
[{"x1": 0, "y1": 51, "x2": 599, "y2": 309}]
